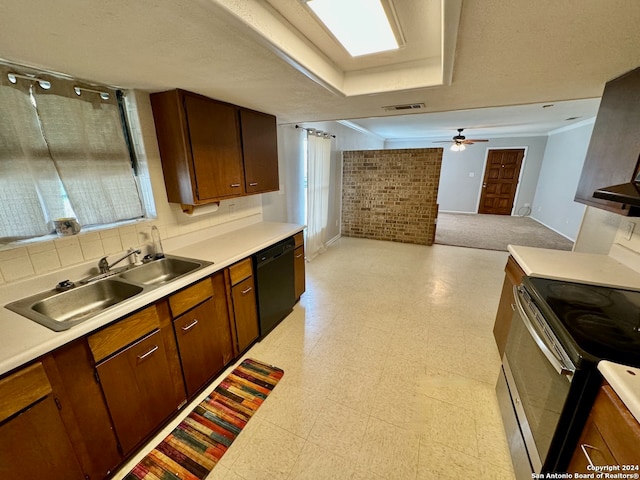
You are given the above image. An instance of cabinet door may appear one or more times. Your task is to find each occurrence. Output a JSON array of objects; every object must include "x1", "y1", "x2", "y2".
[
  {"x1": 232, "y1": 276, "x2": 260, "y2": 353},
  {"x1": 568, "y1": 417, "x2": 617, "y2": 473},
  {"x1": 184, "y1": 94, "x2": 245, "y2": 201},
  {"x1": 493, "y1": 256, "x2": 525, "y2": 357},
  {"x1": 294, "y1": 245, "x2": 305, "y2": 300},
  {"x1": 240, "y1": 109, "x2": 279, "y2": 194},
  {"x1": 174, "y1": 298, "x2": 224, "y2": 396},
  {"x1": 96, "y1": 329, "x2": 179, "y2": 455},
  {"x1": 0, "y1": 396, "x2": 84, "y2": 480}
]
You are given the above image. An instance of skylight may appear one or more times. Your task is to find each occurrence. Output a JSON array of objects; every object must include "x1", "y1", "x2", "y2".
[{"x1": 305, "y1": 0, "x2": 402, "y2": 57}]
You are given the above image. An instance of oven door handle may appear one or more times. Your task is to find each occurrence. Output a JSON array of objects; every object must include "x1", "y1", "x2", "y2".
[{"x1": 513, "y1": 285, "x2": 575, "y2": 377}]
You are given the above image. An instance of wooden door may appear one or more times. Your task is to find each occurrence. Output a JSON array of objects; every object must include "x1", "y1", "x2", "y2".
[
  {"x1": 96, "y1": 329, "x2": 179, "y2": 455},
  {"x1": 174, "y1": 298, "x2": 224, "y2": 396},
  {"x1": 232, "y1": 276, "x2": 260, "y2": 353},
  {"x1": 0, "y1": 396, "x2": 85, "y2": 480},
  {"x1": 184, "y1": 94, "x2": 245, "y2": 201},
  {"x1": 478, "y1": 149, "x2": 524, "y2": 215},
  {"x1": 240, "y1": 109, "x2": 279, "y2": 194}
]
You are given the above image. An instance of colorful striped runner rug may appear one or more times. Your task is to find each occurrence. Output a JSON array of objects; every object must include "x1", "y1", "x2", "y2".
[{"x1": 124, "y1": 358, "x2": 284, "y2": 480}]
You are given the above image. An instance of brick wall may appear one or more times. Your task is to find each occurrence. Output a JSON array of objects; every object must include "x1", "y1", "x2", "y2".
[{"x1": 342, "y1": 148, "x2": 442, "y2": 245}]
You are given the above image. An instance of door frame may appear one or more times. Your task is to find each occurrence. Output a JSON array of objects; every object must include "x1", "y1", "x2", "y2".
[{"x1": 475, "y1": 146, "x2": 529, "y2": 215}]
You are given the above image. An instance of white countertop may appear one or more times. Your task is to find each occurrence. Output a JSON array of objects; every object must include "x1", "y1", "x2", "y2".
[
  {"x1": 508, "y1": 243, "x2": 640, "y2": 289},
  {"x1": 598, "y1": 361, "x2": 640, "y2": 425},
  {"x1": 0, "y1": 221, "x2": 303, "y2": 377}
]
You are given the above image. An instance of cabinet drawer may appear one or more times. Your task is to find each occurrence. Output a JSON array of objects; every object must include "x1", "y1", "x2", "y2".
[
  {"x1": 88, "y1": 305, "x2": 160, "y2": 362},
  {"x1": 169, "y1": 277, "x2": 213, "y2": 318},
  {"x1": 229, "y1": 258, "x2": 253, "y2": 285},
  {"x1": 294, "y1": 232, "x2": 304, "y2": 248},
  {"x1": 0, "y1": 362, "x2": 52, "y2": 422}
]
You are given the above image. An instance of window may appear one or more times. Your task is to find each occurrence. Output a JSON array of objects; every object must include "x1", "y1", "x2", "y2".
[{"x1": 0, "y1": 63, "x2": 146, "y2": 244}]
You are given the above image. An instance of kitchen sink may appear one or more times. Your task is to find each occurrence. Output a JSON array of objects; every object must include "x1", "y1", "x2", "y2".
[
  {"x1": 5, "y1": 254, "x2": 213, "y2": 331},
  {"x1": 117, "y1": 256, "x2": 207, "y2": 286},
  {"x1": 6, "y1": 280, "x2": 143, "y2": 331}
]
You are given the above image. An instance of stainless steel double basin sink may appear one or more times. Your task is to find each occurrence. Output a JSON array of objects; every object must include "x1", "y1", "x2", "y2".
[{"x1": 5, "y1": 255, "x2": 213, "y2": 332}]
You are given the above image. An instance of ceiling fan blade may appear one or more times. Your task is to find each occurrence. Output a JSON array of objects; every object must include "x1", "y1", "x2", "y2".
[
  {"x1": 433, "y1": 141, "x2": 454, "y2": 143},
  {"x1": 463, "y1": 139, "x2": 489, "y2": 144}
]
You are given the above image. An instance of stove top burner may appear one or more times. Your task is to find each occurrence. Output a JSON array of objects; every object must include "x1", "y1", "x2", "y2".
[
  {"x1": 527, "y1": 277, "x2": 640, "y2": 367},
  {"x1": 546, "y1": 283, "x2": 613, "y2": 309}
]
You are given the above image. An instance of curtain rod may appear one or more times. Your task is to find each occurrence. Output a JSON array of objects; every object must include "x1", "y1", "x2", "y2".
[
  {"x1": 7, "y1": 72, "x2": 112, "y2": 98},
  {"x1": 295, "y1": 124, "x2": 336, "y2": 138}
]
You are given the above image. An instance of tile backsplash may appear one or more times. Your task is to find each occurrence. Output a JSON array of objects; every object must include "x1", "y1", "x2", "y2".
[{"x1": 0, "y1": 90, "x2": 263, "y2": 286}]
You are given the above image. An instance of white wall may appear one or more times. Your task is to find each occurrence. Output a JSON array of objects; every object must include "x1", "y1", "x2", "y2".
[
  {"x1": 386, "y1": 136, "x2": 548, "y2": 215},
  {"x1": 262, "y1": 122, "x2": 384, "y2": 243},
  {"x1": 530, "y1": 121, "x2": 594, "y2": 240}
]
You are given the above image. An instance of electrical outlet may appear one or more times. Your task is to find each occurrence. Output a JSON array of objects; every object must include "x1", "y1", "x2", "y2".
[{"x1": 624, "y1": 221, "x2": 636, "y2": 240}]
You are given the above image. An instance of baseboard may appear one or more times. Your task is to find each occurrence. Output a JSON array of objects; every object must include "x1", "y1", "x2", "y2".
[
  {"x1": 326, "y1": 234, "x2": 341, "y2": 246},
  {"x1": 439, "y1": 210, "x2": 477, "y2": 215},
  {"x1": 529, "y1": 216, "x2": 575, "y2": 242}
]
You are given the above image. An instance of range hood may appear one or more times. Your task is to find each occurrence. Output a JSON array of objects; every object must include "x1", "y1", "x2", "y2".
[{"x1": 593, "y1": 173, "x2": 640, "y2": 207}]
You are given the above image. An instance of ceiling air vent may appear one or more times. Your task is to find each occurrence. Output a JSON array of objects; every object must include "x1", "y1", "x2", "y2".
[{"x1": 382, "y1": 103, "x2": 425, "y2": 112}]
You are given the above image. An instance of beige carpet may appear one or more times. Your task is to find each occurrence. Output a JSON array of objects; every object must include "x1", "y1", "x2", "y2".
[{"x1": 435, "y1": 213, "x2": 574, "y2": 252}]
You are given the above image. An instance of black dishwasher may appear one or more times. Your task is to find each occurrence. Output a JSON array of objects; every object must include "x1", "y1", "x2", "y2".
[{"x1": 252, "y1": 237, "x2": 296, "y2": 338}]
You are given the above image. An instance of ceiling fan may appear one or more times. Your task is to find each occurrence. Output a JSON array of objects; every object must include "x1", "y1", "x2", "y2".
[{"x1": 435, "y1": 128, "x2": 489, "y2": 151}]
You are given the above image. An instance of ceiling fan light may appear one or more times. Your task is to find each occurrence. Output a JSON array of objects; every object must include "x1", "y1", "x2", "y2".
[
  {"x1": 459, "y1": 143, "x2": 466, "y2": 151},
  {"x1": 450, "y1": 143, "x2": 460, "y2": 152}
]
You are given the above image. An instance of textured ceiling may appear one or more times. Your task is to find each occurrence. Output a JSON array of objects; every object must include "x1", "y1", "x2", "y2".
[{"x1": 0, "y1": 0, "x2": 639, "y2": 140}]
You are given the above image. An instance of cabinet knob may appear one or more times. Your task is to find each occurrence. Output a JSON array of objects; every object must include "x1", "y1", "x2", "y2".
[
  {"x1": 249, "y1": 182, "x2": 258, "y2": 187},
  {"x1": 230, "y1": 183, "x2": 241, "y2": 188},
  {"x1": 181, "y1": 319, "x2": 199, "y2": 332}
]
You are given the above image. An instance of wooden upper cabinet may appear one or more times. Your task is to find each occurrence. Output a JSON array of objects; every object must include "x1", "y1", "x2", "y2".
[
  {"x1": 575, "y1": 66, "x2": 640, "y2": 216},
  {"x1": 150, "y1": 89, "x2": 279, "y2": 207},
  {"x1": 240, "y1": 109, "x2": 279, "y2": 194},
  {"x1": 184, "y1": 94, "x2": 245, "y2": 200}
]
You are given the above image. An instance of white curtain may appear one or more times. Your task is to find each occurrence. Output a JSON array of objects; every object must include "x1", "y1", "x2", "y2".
[
  {"x1": 0, "y1": 64, "x2": 144, "y2": 242},
  {"x1": 306, "y1": 132, "x2": 332, "y2": 260},
  {"x1": 35, "y1": 83, "x2": 144, "y2": 226},
  {"x1": 0, "y1": 71, "x2": 68, "y2": 240}
]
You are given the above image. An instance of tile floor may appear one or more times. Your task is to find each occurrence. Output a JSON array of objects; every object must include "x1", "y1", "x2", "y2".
[{"x1": 117, "y1": 237, "x2": 517, "y2": 480}]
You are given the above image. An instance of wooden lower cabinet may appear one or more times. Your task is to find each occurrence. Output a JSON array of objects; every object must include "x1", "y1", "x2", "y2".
[
  {"x1": 492, "y1": 255, "x2": 526, "y2": 357},
  {"x1": 43, "y1": 341, "x2": 122, "y2": 479},
  {"x1": 0, "y1": 362, "x2": 84, "y2": 480},
  {"x1": 174, "y1": 298, "x2": 224, "y2": 396},
  {"x1": 569, "y1": 384, "x2": 640, "y2": 471},
  {"x1": 294, "y1": 232, "x2": 305, "y2": 300},
  {"x1": 0, "y1": 396, "x2": 84, "y2": 480},
  {"x1": 226, "y1": 258, "x2": 260, "y2": 355},
  {"x1": 232, "y1": 276, "x2": 260, "y2": 353},
  {"x1": 96, "y1": 329, "x2": 181, "y2": 455}
]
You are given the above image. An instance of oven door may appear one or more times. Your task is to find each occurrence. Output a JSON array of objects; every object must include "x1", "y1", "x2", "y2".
[{"x1": 497, "y1": 285, "x2": 575, "y2": 478}]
